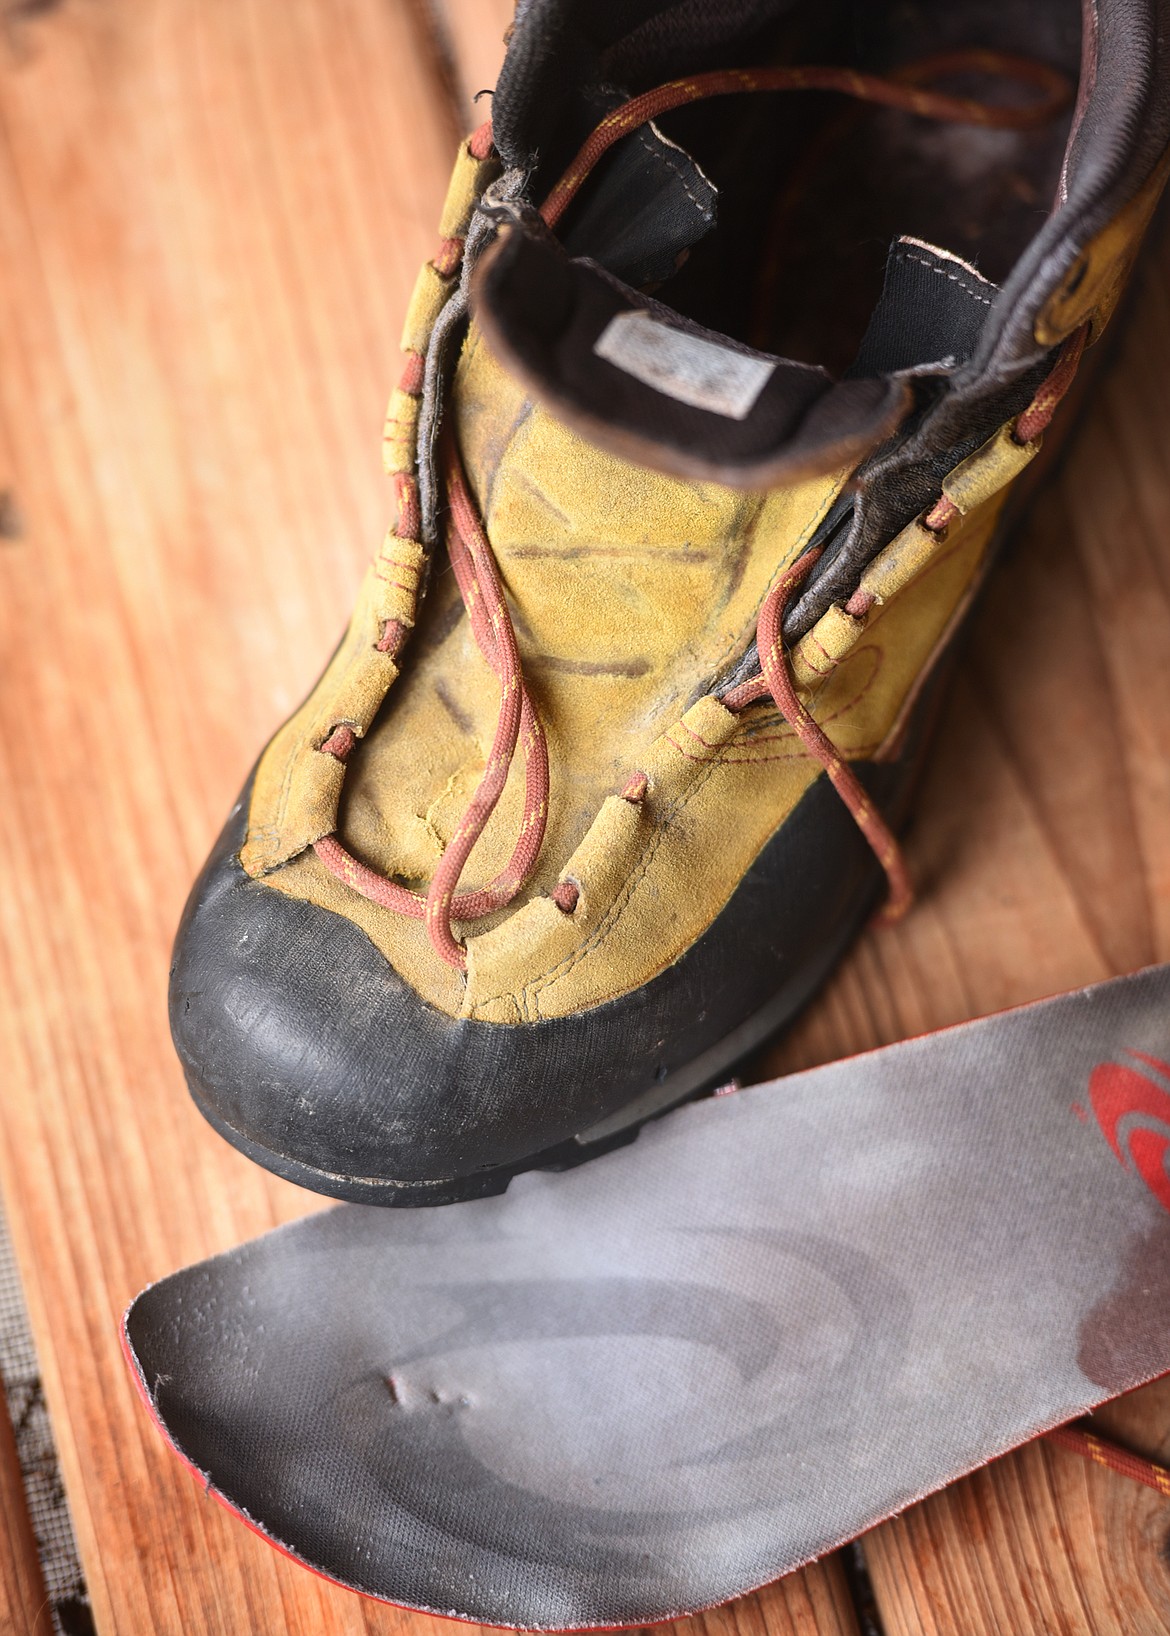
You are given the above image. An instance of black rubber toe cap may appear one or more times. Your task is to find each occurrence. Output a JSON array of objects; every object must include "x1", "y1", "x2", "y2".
[
  {"x1": 171, "y1": 769, "x2": 897, "y2": 1200},
  {"x1": 170, "y1": 785, "x2": 646, "y2": 1192}
]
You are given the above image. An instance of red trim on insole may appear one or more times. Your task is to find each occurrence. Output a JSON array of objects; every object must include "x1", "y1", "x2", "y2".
[{"x1": 119, "y1": 1287, "x2": 1170, "y2": 1632}]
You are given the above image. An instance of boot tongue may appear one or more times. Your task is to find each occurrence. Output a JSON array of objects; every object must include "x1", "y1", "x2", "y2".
[
  {"x1": 470, "y1": 225, "x2": 996, "y2": 490},
  {"x1": 471, "y1": 225, "x2": 909, "y2": 490}
]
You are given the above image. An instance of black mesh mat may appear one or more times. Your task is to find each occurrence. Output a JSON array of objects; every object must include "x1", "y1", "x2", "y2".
[{"x1": 0, "y1": 1203, "x2": 92, "y2": 1635}]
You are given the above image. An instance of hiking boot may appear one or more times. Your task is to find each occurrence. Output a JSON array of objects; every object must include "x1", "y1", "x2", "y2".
[{"x1": 171, "y1": 0, "x2": 1170, "y2": 1204}]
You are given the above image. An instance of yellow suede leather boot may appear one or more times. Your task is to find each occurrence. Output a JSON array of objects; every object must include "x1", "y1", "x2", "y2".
[{"x1": 171, "y1": 0, "x2": 1170, "y2": 1202}]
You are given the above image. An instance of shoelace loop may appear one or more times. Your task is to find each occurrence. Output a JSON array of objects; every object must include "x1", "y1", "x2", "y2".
[
  {"x1": 721, "y1": 322, "x2": 1087, "y2": 920},
  {"x1": 723, "y1": 547, "x2": 915, "y2": 925},
  {"x1": 315, "y1": 436, "x2": 549, "y2": 969}
]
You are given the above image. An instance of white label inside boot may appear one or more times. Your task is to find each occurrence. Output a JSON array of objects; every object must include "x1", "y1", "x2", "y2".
[{"x1": 593, "y1": 310, "x2": 775, "y2": 420}]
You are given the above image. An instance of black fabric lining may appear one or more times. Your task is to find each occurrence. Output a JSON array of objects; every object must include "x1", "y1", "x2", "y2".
[
  {"x1": 847, "y1": 239, "x2": 999, "y2": 380},
  {"x1": 495, "y1": 0, "x2": 802, "y2": 172},
  {"x1": 558, "y1": 111, "x2": 718, "y2": 287},
  {"x1": 472, "y1": 227, "x2": 908, "y2": 485}
]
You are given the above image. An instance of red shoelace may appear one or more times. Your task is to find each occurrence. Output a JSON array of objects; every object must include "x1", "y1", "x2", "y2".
[
  {"x1": 718, "y1": 324, "x2": 1086, "y2": 928},
  {"x1": 540, "y1": 52, "x2": 1072, "y2": 230},
  {"x1": 1046, "y1": 1421, "x2": 1170, "y2": 1499},
  {"x1": 316, "y1": 52, "x2": 1077, "y2": 970},
  {"x1": 315, "y1": 437, "x2": 550, "y2": 969}
]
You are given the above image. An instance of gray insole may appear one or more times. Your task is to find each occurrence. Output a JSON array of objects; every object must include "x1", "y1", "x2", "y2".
[{"x1": 125, "y1": 964, "x2": 1170, "y2": 1629}]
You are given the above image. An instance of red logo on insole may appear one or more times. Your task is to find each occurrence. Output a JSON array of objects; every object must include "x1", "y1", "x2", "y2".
[{"x1": 1088, "y1": 1051, "x2": 1170, "y2": 1212}]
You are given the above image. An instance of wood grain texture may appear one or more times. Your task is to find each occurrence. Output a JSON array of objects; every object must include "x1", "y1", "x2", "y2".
[
  {"x1": 0, "y1": 1391, "x2": 51, "y2": 1636},
  {"x1": 0, "y1": 2, "x2": 853, "y2": 1633},
  {"x1": 429, "y1": 0, "x2": 514, "y2": 127},
  {"x1": 0, "y1": 0, "x2": 1166, "y2": 1633}
]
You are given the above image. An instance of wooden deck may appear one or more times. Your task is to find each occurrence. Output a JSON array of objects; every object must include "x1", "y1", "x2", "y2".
[{"x1": 0, "y1": 2, "x2": 1167, "y2": 1631}]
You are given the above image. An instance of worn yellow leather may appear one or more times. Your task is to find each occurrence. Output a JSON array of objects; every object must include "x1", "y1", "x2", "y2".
[
  {"x1": 942, "y1": 423, "x2": 1039, "y2": 514},
  {"x1": 858, "y1": 517, "x2": 939, "y2": 606},
  {"x1": 240, "y1": 530, "x2": 423, "y2": 876},
  {"x1": 258, "y1": 465, "x2": 995, "y2": 1025},
  {"x1": 466, "y1": 496, "x2": 1003, "y2": 1021},
  {"x1": 401, "y1": 262, "x2": 455, "y2": 357},
  {"x1": 382, "y1": 387, "x2": 421, "y2": 477},
  {"x1": 242, "y1": 140, "x2": 1030, "y2": 1025},
  {"x1": 1036, "y1": 144, "x2": 1170, "y2": 344},
  {"x1": 248, "y1": 327, "x2": 1008, "y2": 1022},
  {"x1": 438, "y1": 143, "x2": 500, "y2": 240},
  {"x1": 855, "y1": 417, "x2": 1037, "y2": 615},
  {"x1": 324, "y1": 327, "x2": 847, "y2": 1008},
  {"x1": 790, "y1": 603, "x2": 865, "y2": 687},
  {"x1": 380, "y1": 135, "x2": 499, "y2": 478}
]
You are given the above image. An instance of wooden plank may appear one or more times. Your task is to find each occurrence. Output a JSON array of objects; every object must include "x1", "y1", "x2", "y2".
[
  {"x1": 0, "y1": 1389, "x2": 51, "y2": 1636},
  {"x1": 0, "y1": 1, "x2": 455, "y2": 1632},
  {"x1": 0, "y1": 2, "x2": 856, "y2": 1633},
  {"x1": 0, "y1": 0, "x2": 1165, "y2": 1630},
  {"x1": 757, "y1": 243, "x2": 1170, "y2": 1630},
  {"x1": 428, "y1": 0, "x2": 514, "y2": 127},
  {"x1": 860, "y1": 1424, "x2": 1170, "y2": 1636}
]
